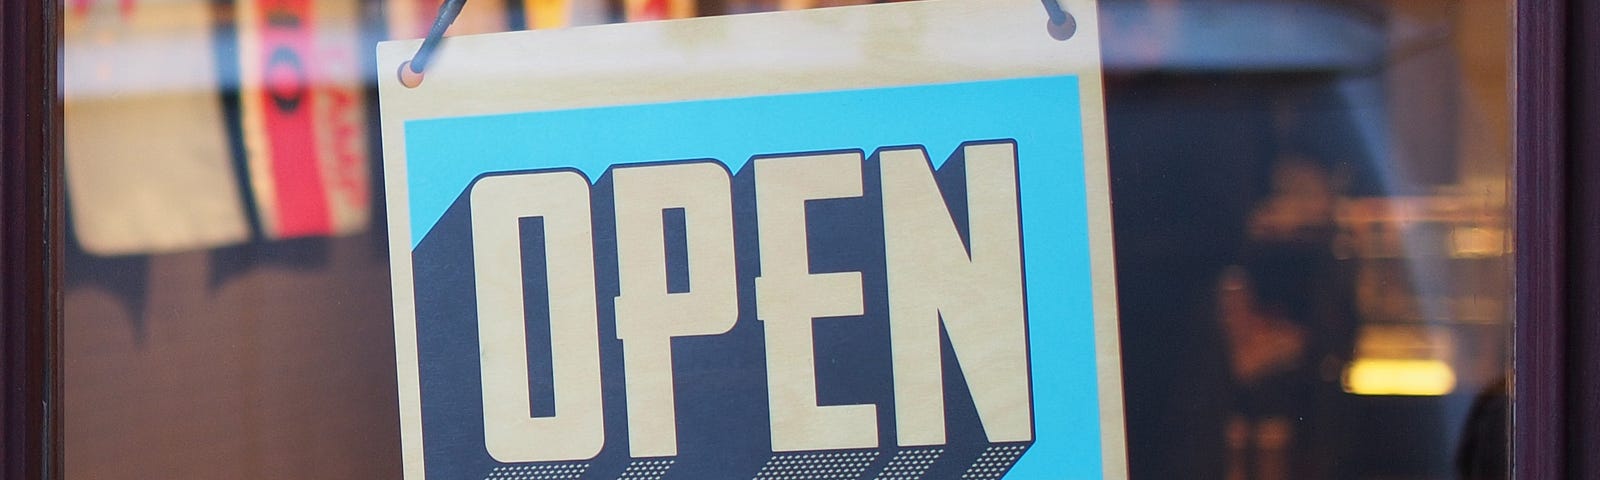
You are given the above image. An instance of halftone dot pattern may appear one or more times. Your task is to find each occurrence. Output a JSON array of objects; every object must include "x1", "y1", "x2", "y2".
[
  {"x1": 618, "y1": 459, "x2": 675, "y2": 480},
  {"x1": 752, "y1": 450, "x2": 880, "y2": 480},
  {"x1": 872, "y1": 448, "x2": 945, "y2": 480},
  {"x1": 484, "y1": 462, "x2": 591, "y2": 480},
  {"x1": 960, "y1": 444, "x2": 1028, "y2": 480}
]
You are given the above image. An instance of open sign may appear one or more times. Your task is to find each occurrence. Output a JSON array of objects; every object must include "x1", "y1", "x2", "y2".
[
  {"x1": 469, "y1": 142, "x2": 1031, "y2": 463},
  {"x1": 380, "y1": 1, "x2": 1123, "y2": 478}
]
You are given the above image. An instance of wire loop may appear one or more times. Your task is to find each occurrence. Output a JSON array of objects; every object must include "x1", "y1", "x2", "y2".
[{"x1": 405, "y1": 0, "x2": 470, "y2": 83}]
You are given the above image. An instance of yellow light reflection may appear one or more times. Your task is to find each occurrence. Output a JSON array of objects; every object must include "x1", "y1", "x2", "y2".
[{"x1": 1342, "y1": 359, "x2": 1457, "y2": 396}]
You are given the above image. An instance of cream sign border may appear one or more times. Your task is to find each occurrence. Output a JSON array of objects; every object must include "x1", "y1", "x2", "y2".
[{"x1": 376, "y1": 0, "x2": 1125, "y2": 477}]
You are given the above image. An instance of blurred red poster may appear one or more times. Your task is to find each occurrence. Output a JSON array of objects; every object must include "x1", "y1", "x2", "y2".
[
  {"x1": 625, "y1": 0, "x2": 693, "y2": 21},
  {"x1": 237, "y1": 0, "x2": 371, "y2": 239}
]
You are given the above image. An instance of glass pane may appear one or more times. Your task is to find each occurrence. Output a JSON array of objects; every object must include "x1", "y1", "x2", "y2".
[
  {"x1": 60, "y1": 0, "x2": 1513, "y2": 479},
  {"x1": 1101, "y1": 1, "x2": 1512, "y2": 479}
]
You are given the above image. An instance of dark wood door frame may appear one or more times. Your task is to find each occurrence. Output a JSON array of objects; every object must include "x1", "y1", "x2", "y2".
[
  {"x1": 1515, "y1": 0, "x2": 1599, "y2": 479},
  {"x1": 1513, "y1": 0, "x2": 1567, "y2": 477},
  {"x1": 0, "y1": 0, "x2": 63, "y2": 479},
  {"x1": 1556, "y1": 0, "x2": 1600, "y2": 479}
]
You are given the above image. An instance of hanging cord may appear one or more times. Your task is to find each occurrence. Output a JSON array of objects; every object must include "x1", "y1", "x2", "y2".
[
  {"x1": 401, "y1": 0, "x2": 1072, "y2": 87},
  {"x1": 401, "y1": 0, "x2": 469, "y2": 87}
]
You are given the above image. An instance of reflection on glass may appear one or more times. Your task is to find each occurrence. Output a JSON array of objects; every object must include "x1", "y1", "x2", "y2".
[
  {"x1": 61, "y1": 0, "x2": 1512, "y2": 479},
  {"x1": 1105, "y1": 0, "x2": 1510, "y2": 479}
]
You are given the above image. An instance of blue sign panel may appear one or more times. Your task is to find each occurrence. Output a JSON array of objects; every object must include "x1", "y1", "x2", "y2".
[{"x1": 399, "y1": 75, "x2": 1106, "y2": 479}]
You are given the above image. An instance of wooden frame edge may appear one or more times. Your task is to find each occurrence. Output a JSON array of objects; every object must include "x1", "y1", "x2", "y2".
[
  {"x1": 1512, "y1": 0, "x2": 1570, "y2": 478},
  {"x1": 1564, "y1": 0, "x2": 1600, "y2": 477},
  {"x1": 1, "y1": 0, "x2": 64, "y2": 478}
]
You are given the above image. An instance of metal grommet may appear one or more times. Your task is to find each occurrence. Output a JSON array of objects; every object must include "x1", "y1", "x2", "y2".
[
  {"x1": 399, "y1": 60, "x2": 425, "y2": 88},
  {"x1": 1042, "y1": 0, "x2": 1076, "y2": 41},
  {"x1": 1047, "y1": 13, "x2": 1077, "y2": 41}
]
